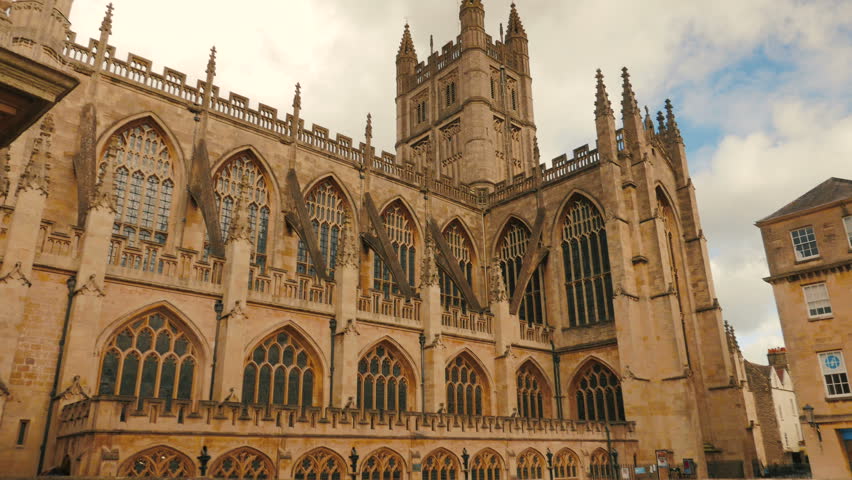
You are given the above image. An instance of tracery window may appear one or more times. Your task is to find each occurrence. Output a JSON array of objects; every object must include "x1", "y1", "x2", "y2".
[
  {"x1": 445, "y1": 354, "x2": 485, "y2": 416},
  {"x1": 104, "y1": 121, "x2": 175, "y2": 246},
  {"x1": 421, "y1": 449, "x2": 459, "y2": 480},
  {"x1": 440, "y1": 221, "x2": 474, "y2": 311},
  {"x1": 552, "y1": 449, "x2": 580, "y2": 480},
  {"x1": 497, "y1": 219, "x2": 546, "y2": 324},
  {"x1": 470, "y1": 449, "x2": 503, "y2": 480},
  {"x1": 293, "y1": 448, "x2": 346, "y2": 480},
  {"x1": 117, "y1": 446, "x2": 195, "y2": 478},
  {"x1": 357, "y1": 343, "x2": 412, "y2": 411},
  {"x1": 297, "y1": 178, "x2": 349, "y2": 278},
  {"x1": 361, "y1": 448, "x2": 405, "y2": 480},
  {"x1": 589, "y1": 450, "x2": 612, "y2": 480},
  {"x1": 98, "y1": 311, "x2": 198, "y2": 405},
  {"x1": 373, "y1": 201, "x2": 416, "y2": 297},
  {"x1": 213, "y1": 153, "x2": 271, "y2": 271},
  {"x1": 242, "y1": 329, "x2": 317, "y2": 407},
  {"x1": 517, "y1": 362, "x2": 547, "y2": 419},
  {"x1": 574, "y1": 362, "x2": 625, "y2": 422},
  {"x1": 209, "y1": 447, "x2": 274, "y2": 480},
  {"x1": 561, "y1": 196, "x2": 613, "y2": 328},
  {"x1": 516, "y1": 450, "x2": 545, "y2": 480}
]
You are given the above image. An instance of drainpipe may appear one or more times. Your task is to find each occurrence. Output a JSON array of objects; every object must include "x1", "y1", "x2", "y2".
[
  {"x1": 551, "y1": 341, "x2": 563, "y2": 420},
  {"x1": 419, "y1": 333, "x2": 426, "y2": 412},
  {"x1": 328, "y1": 318, "x2": 337, "y2": 407},
  {"x1": 208, "y1": 299, "x2": 224, "y2": 400},
  {"x1": 37, "y1": 276, "x2": 76, "y2": 474}
]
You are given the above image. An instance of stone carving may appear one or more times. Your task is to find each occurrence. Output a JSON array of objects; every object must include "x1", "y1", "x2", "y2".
[
  {"x1": 74, "y1": 274, "x2": 106, "y2": 298},
  {"x1": 341, "y1": 318, "x2": 360, "y2": 336},
  {"x1": 18, "y1": 116, "x2": 54, "y2": 196},
  {"x1": 420, "y1": 231, "x2": 439, "y2": 287},
  {"x1": 0, "y1": 378, "x2": 10, "y2": 398},
  {"x1": 90, "y1": 138, "x2": 119, "y2": 212},
  {"x1": 430, "y1": 334, "x2": 446, "y2": 350},
  {"x1": 335, "y1": 216, "x2": 359, "y2": 269},
  {"x1": 0, "y1": 262, "x2": 32, "y2": 288},
  {"x1": 0, "y1": 149, "x2": 10, "y2": 199},
  {"x1": 343, "y1": 396, "x2": 355, "y2": 410},
  {"x1": 222, "y1": 301, "x2": 246, "y2": 320},
  {"x1": 55, "y1": 375, "x2": 90, "y2": 402},
  {"x1": 227, "y1": 174, "x2": 254, "y2": 243},
  {"x1": 489, "y1": 259, "x2": 508, "y2": 303},
  {"x1": 101, "y1": 448, "x2": 120, "y2": 461},
  {"x1": 223, "y1": 387, "x2": 239, "y2": 403}
]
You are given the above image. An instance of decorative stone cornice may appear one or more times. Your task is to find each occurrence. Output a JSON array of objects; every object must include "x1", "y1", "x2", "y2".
[
  {"x1": 74, "y1": 274, "x2": 106, "y2": 297},
  {"x1": 0, "y1": 262, "x2": 32, "y2": 287}
]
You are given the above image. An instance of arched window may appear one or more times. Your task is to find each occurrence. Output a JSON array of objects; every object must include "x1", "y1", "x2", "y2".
[
  {"x1": 445, "y1": 353, "x2": 486, "y2": 416},
  {"x1": 357, "y1": 342, "x2": 413, "y2": 412},
  {"x1": 440, "y1": 221, "x2": 474, "y2": 311},
  {"x1": 374, "y1": 201, "x2": 416, "y2": 297},
  {"x1": 552, "y1": 449, "x2": 580, "y2": 480},
  {"x1": 589, "y1": 450, "x2": 611, "y2": 480},
  {"x1": 98, "y1": 311, "x2": 198, "y2": 405},
  {"x1": 242, "y1": 329, "x2": 318, "y2": 407},
  {"x1": 361, "y1": 448, "x2": 405, "y2": 480},
  {"x1": 497, "y1": 219, "x2": 546, "y2": 324},
  {"x1": 213, "y1": 153, "x2": 271, "y2": 271},
  {"x1": 293, "y1": 448, "x2": 347, "y2": 480},
  {"x1": 421, "y1": 449, "x2": 459, "y2": 480},
  {"x1": 209, "y1": 447, "x2": 274, "y2": 480},
  {"x1": 103, "y1": 120, "x2": 175, "y2": 246},
  {"x1": 573, "y1": 361, "x2": 625, "y2": 422},
  {"x1": 297, "y1": 178, "x2": 350, "y2": 278},
  {"x1": 561, "y1": 196, "x2": 613, "y2": 328},
  {"x1": 517, "y1": 361, "x2": 549, "y2": 419},
  {"x1": 118, "y1": 446, "x2": 195, "y2": 478},
  {"x1": 516, "y1": 450, "x2": 545, "y2": 480},
  {"x1": 470, "y1": 449, "x2": 503, "y2": 480}
]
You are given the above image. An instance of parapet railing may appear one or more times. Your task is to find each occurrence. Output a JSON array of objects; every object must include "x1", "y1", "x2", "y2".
[
  {"x1": 358, "y1": 290, "x2": 422, "y2": 326},
  {"x1": 57, "y1": 397, "x2": 638, "y2": 441},
  {"x1": 441, "y1": 307, "x2": 493, "y2": 337}
]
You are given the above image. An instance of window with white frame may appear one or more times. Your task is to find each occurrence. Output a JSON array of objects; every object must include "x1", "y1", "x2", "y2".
[
  {"x1": 844, "y1": 216, "x2": 852, "y2": 249},
  {"x1": 803, "y1": 283, "x2": 832, "y2": 318},
  {"x1": 819, "y1": 351, "x2": 851, "y2": 397},
  {"x1": 790, "y1": 226, "x2": 819, "y2": 260}
]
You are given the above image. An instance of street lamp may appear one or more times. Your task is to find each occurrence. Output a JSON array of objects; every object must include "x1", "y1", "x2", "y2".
[
  {"x1": 197, "y1": 446, "x2": 211, "y2": 477},
  {"x1": 461, "y1": 448, "x2": 470, "y2": 480},
  {"x1": 546, "y1": 448, "x2": 554, "y2": 480},
  {"x1": 349, "y1": 447, "x2": 359, "y2": 480},
  {"x1": 802, "y1": 404, "x2": 822, "y2": 441}
]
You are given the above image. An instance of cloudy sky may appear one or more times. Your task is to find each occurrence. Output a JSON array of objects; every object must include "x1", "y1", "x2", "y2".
[{"x1": 67, "y1": 0, "x2": 852, "y2": 363}]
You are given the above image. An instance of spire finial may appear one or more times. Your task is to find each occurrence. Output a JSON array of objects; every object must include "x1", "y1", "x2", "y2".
[
  {"x1": 293, "y1": 82, "x2": 302, "y2": 111},
  {"x1": 644, "y1": 106, "x2": 654, "y2": 132},
  {"x1": 206, "y1": 46, "x2": 217, "y2": 78},
  {"x1": 430, "y1": 34, "x2": 434, "y2": 55},
  {"x1": 365, "y1": 113, "x2": 373, "y2": 143},
  {"x1": 664, "y1": 98, "x2": 683, "y2": 142},
  {"x1": 507, "y1": 2, "x2": 526, "y2": 38},
  {"x1": 620, "y1": 67, "x2": 639, "y2": 115},
  {"x1": 656, "y1": 110, "x2": 666, "y2": 134},
  {"x1": 100, "y1": 3, "x2": 114, "y2": 35},
  {"x1": 398, "y1": 23, "x2": 416, "y2": 59},
  {"x1": 499, "y1": 22, "x2": 504, "y2": 43},
  {"x1": 594, "y1": 69, "x2": 613, "y2": 118}
]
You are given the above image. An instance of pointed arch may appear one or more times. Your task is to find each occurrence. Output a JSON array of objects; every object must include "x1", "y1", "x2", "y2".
[
  {"x1": 516, "y1": 358, "x2": 554, "y2": 419},
  {"x1": 569, "y1": 359, "x2": 625, "y2": 422},
  {"x1": 553, "y1": 448, "x2": 581, "y2": 480},
  {"x1": 357, "y1": 336, "x2": 420, "y2": 385},
  {"x1": 445, "y1": 349, "x2": 491, "y2": 416},
  {"x1": 654, "y1": 184, "x2": 681, "y2": 227},
  {"x1": 421, "y1": 448, "x2": 460, "y2": 480},
  {"x1": 360, "y1": 447, "x2": 407, "y2": 480},
  {"x1": 495, "y1": 215, "x2": 546, "y2": 325},
  {"x1": 560, "y1": 192, "x2": 614, "y2": 328},
  {"x1": 293, "y1": 448, "x2": 347, "y2": 480},
  {"x1": 440, "y1": 216, "x2": 481, "y2": 262},
  {"x1": 589, "y1": 449, "x2": 612, "y2": 480},
  {"x1": 296, "y1": 174, "x2": 354, "y2": 279},
  {"x1": 97, "y1": 112, "x2": 187, "y2": 171},
  {"x1": 209, "y1": 447, "x2": 275, "y2": 480},
  {"x1": 117, "y1": 445, "x2": 195, "y2": 477},
  {"x1": 440, "y1": 218, "x2": 478, "y2": 311},
  {"x1": 490, "y1": 214, "x2": 533, "y2": 259},
  {"x1": 98, "y1": 115, "x2": 181, "y2": 248},
  {"x1": 373, "y1": 197, "x2": 420, "y2": 297},
  {"x1": 548, "y1": 188, "x2": 607, "y2": 240},
  {"x1": 516, "y1": 449, "x2": 546, "y2": 480},
  {"x1": 212, "y1": 147, "x2": 276, "y2": 271},
  {"x1": 357, "y1": 339, "x2": 416, "y2": 412},
  {"x1": 470, "y1": 448, "x2": 504, "y2": 480},
  {"x1": 96, "y1": 305, "x2": 204, "y2": 403},
  {"x1": 242, "y1": 324, "x2": 324, "y2": 408}
]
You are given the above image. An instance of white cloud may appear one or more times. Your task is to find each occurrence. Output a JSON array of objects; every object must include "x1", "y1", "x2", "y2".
[{"x1": 65, "y1": 0, "x2": 852, "y2": 363}]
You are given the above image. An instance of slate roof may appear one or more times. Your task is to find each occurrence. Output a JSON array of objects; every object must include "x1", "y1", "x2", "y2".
[{"x1": 760, "y1": 177, "x2": 852, "y2": 223}]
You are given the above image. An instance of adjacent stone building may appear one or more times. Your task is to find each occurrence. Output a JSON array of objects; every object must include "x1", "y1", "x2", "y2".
[
  {"x1": 1, "y1": 1, "x2": 757, "y2": 478},
  {"x1": 757, "y1": 177, "x2": 852, "y2": 478}
]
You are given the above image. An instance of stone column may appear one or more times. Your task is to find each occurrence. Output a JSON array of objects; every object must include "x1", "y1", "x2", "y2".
[
  {"x1": 490, "y1": 259, "x2": 517, "y2": 416},
  {"x1": 211, "y1": 176, "x2": 253, "y2": 401},
  {"x1": 0, "y1": 119, "x2": 52, "y2": 391},
  {"x1": 332, "y1": 219, "x2": 360, "y2": 407},
  {"x1": 419, "y1": 234, "x2": 445, "y2": 412}
]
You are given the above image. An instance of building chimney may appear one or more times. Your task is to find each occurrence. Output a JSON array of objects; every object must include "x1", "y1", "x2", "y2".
[{"x1": 767, "y1": 347, "x2": 788, "y2": 368}]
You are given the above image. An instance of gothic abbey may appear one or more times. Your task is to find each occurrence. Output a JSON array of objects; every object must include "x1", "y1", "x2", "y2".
[{"x1": 0, "y1": 0, "x2": 758, "y2": 477}]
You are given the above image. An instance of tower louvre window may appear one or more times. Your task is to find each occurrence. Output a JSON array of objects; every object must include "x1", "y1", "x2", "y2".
[
  {"x1": 445, "y1": 81, "x2": 457, "y2": 106},
  {"x1": 511, "y1": 89, "x2": 517, "y2": 110}
]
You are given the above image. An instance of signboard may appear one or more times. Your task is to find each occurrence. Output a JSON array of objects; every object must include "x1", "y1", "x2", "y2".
[
  {"x1": 656, "y1": 450, "x2": 669, "y2": 468},
  {"x1": 683, "y1": 458, "x2": 695, "y2": 475},
  {"x1": 634, "y1": 467, "x2": 647, "y2": 475},
  {"x1": 621, "y1": 467, "x2": 631, "y2": 480}
]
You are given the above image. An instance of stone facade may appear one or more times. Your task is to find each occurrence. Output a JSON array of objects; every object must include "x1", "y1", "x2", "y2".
[
  {"x1": 757, "y1": 177, "x2": 852, "y2": 479},
  {"x1": 0, "y1": 1, "x2": 757, "y2": 478}
]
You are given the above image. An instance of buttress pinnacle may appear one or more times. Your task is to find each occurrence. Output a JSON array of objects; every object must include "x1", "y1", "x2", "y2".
[
  {"x1": 665, "y1": 99, "x2": 683, "y2": 143},
  {"x1": 620, "y1": 67, "x2": 640, "y2": 115},
  {"x1": 206, "y1": 46, "x2": 217, "y2": 78},
  {"x1": 397, "y1": 23, "x2": 416, "y2": 59},
  {"x1": 100, "y1": 3, "x2": 114, "y2": 35},
  {"x1": 594, "y1": 69, "x2": 613, "y2": 118},
  {"x1": 507, "y1": 3, "x2": 527, "y2": 37}
]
